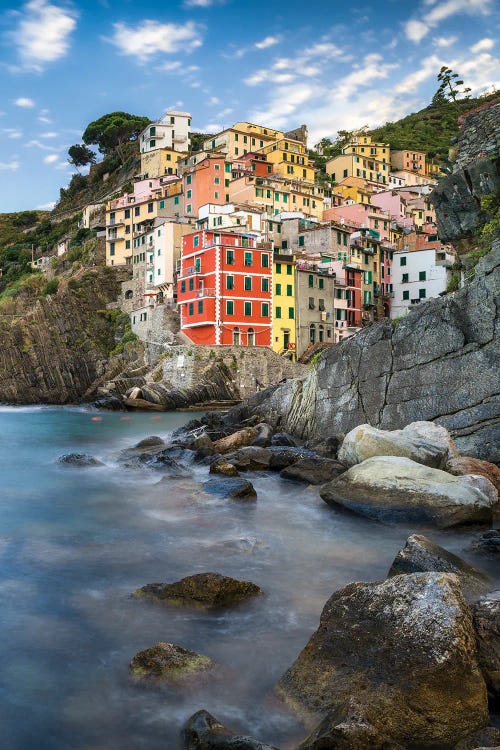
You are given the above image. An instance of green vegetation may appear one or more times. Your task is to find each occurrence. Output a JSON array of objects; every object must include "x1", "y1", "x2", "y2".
[
  {"x1": 82, "y1": 111, "x2": 151, "y2": 163},
  {"x1": 97, "y1": 308, "x2": 138, "y2": 356},
  {"x1": 68, "y1": 144, "x2": 96, "y2": 169},
  {"x1": 42, "y1": 278, "x2": 59, "y2": 296}
]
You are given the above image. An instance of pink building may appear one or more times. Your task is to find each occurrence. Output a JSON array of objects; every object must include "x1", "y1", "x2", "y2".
[{"x1": 323, "y1": 203, "x2": 391, "y2": 240}]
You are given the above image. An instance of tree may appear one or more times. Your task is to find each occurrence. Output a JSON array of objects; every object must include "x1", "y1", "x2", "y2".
[
  {"x1": 434, "y1": 66, "x2": 472, "y2": 104},
  {"x1": 68, "y1": 144, "x2": 96, "y2": 169},
  {"x1": 82, "y1": 111, "x2": 151, "y2": 163}
]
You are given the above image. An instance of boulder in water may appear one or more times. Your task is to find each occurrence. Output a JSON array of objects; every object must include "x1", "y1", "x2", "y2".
[
  {"x1": 251, "y1": 422, "x2": 274, "y2": 447},
  {"x1": 320, "y1": 456, "x2": 495, "y2": 528},
  {"x1": 267, "y1": 446, "x2": 318, "y2": 471},
  {"x1": 446, "y1": 456, "x2": 500, "y2": 492},
  {"x1": 57, "y1": 453, "x2": 104, "y2": 467},
  {"x1": 132, "y1": 572, "x2": 263, "y2": 609},
  {"x1": 472, "y1": 591, "x2": 500, "y2": 705},
  {"x1": 133, "y1": 436, "x2": 165, "y2": 450},
  {"x1": 203, "y1": 477, "x2": 257, "y2": 500},
  {"x1": 209, "y1": 460, "x2": 240, "y2": 477},
  {"x1": 223, "y1": 446, "x2": 272, "y2": 471},
  {"x1": 183, "y1": 710, "x2": 279, "y2": 750},
  {"x1": 280, "y1": 457, "x2": 346, "y2": 485},
  {"x1": 338, "y1": 421, "x2": 455, "y2": 469},
  {"x1": 470, "y1": 529, "x2": 500, "y2": 558},
  {"x1": 388, "y1": 534, "x2": 491, "y2": 600},
  {"x1": 129, "y1": 642, "x2": 214, "y2": 684},
  {"x1": 212, "y1": 427, "x2": 258, "y2": 454},
  {"x1": 277, "y1": 572, "x2": 488, "y2": 749}
]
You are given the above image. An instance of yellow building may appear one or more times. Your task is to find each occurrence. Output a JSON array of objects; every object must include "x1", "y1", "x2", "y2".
[
  {"x1": 273, "y1": 253, "x2": 296, "y2": 357},
  {"x1": 256, "y1": 137, "x2": 315, "y2": 183},
  {"x1": 229, "y1": 174, "x2": 325, "y2": 219},
  {"x1": 203, "y1": 122, "x2": 284, "y2": 160},
  {"x1": 326, "y1": 153, "x2": 390, "y2": 186},
  {"x1": 342, "y1": 134, "x2": 390, "y2": 164},
  {"x1": 333, "y1": 176, "x2": 373, "y2": 204},
  {"x1": 140, "y1": 147, "x2": 187, "y2": 178}
]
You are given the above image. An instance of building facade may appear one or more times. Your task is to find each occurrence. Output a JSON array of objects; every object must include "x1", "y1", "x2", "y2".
[
  {"x1": 391, "y1": 248, "x2": 453, "y2": 318},
  {"x1": 139, "y1": 110, "x2": 191, "y2": 154}
]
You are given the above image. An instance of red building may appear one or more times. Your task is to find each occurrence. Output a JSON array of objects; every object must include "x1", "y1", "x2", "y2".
[
  {"x1": 177, "y1": 230, "x2": 273, "y2": 346},
  {"x1": 345, "y1": 264, "x2": 363, "y2": 329}
]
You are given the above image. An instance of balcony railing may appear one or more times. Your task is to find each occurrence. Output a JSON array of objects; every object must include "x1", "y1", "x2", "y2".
[{"x1": 196, "y1": 288, "x2": 216, "y2": 298}]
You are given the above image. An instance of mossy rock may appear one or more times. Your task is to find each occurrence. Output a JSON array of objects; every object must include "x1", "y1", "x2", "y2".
[
  {"x1": 133, "y1": 572, "x2": 263, "y2": 610},
  {"x1": 129, "y1": 642, "x2": 214, "y2": 684}
]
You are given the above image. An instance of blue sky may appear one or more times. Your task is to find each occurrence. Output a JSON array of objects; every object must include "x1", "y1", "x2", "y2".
[{"x1": 0, "y1": 0, "x2": 498, "y2": 213}]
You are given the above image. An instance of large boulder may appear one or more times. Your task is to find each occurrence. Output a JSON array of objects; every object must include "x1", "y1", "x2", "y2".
[
  {"x1": 388, "y1": 534, "x2": 491, "y2": 600},
  {"x1": 223, "y1": 446, "x2": 273, "y2": 471},
  {"x1": 446, "y1": 456, "x2": 500, "y2": 492},
  {"x1": 129, "y1": 642, "x2": 214, "y2": 685},
  {"x1": 280, "y1": 457, "x2": 346, "y2": 485},
  {"x1": 277, "y1": 572, "x2": 489, "y2": 749},
  {"x1": 212, "y1": 427, "x2": 258, "y2": 454},
  {"x1": 338, "y1": 421, "x2": 455, "y2": 469},
  {"x1": 320, "y1": 456, "x2": 495, "y2": 528},
  {"x1": 267, "y1": 446, "x2": 318, "y2": 471},
  {"x1": 455, "y1": 725, "x2": 500, "y2": 749},
  {"x1": 183, "y1": 710, "x2": 279, "y2": 750},
  {"x1": 203, "y1": 477, "x2": 257, "y2": 500},
  {"x1": 472, "y1": 592, "x2": 500, "y2": 706},
  {"x1": 132, "y1": 572, "x2": 263, "y2": 610}
]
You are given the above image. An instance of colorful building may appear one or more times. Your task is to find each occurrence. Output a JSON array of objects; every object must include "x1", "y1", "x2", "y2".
[
  {"x1": 390, "y1": 149, "x2": 426, "y2": 176},
  {"x1": 203, "y1": 122, "x2": 284, "y2": 160},
  {"x1": 326, "y1": 152, "x2": 390, "y2": 186},
  {"x1": 177, "y1": 230, "x2": 272, "y2": 346},
  {"x1": 391, "y1": 247, "x2": 453, "y2": 319},
  {"x1": 140, "y1": 147, "x2": 187, "y2": 178},
  {"x1": 139, "y1": 110, "x2": 191, "y2": 154},
  {"x1": 272, "y1": 253, "x2": 296, "y2": 357},
  {"x1": 181, "y1": 153, "x2": 230, "y2": 217}
]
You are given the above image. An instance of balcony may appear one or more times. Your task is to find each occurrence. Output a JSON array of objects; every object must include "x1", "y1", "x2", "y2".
[
  {"x1": 196, "y1": 288, "x2": 216, "y2": 298},
  {"x1": 436, "y1": 252, "x2": 454, "y2": 268}
]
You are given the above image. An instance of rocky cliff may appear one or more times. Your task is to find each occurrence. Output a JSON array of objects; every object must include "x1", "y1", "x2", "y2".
[{"x1": 0, "y1": 267, "x2": 141, "y2": 404}]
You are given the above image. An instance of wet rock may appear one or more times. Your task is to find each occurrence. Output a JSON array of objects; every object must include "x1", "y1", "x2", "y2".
[
  {"x1": 267, "y1": 446, "x2": 318, "y2": 471},
  {"x1": 133, "y1": 436, "x2": 165, "y2": 449},
  {"x1": 320, "y1": 456, "x2": 495, "y2": 528},
  {"x1": 209, "y1": 460, "x2": 240, "y2": 477},
  {"x1": 470, "y1": 529, "x2": 500, "y2": 557},
  {"x1": 447, "y1": 456, "x2": 500, "y2": 492},
  {"x1": 133, "y1": 572, "x2": 263, "y2": 610},
  {"x1": 280, "y1": 457, "x2": 346, "y2": 485},
  {"x1": 223, "y1": 446, "x2": 272, "y2": 471},
  {"x1": 203, "y1": 477, "x2": 257, "y2": 500},
  {"x1": 270, "y1": 432, "x2": 298, "y2": 447},
  {"x1": 144, "y1": 452, "x2": 191, "y2": 478},
  {"x1": 57, "y1": 453, "x2": 104, "y2": 467},
  {"x1": 251, "y1": 422, "x2": 274, "y2": 447},
  {"x1": 129, "y1": 642, "x2": 214, "y2": 684},
  {"x1": 472, "y1": 591, "x2": 500, "y2": 705},
  {"x1": 455, "y1": 725, "x2": 500, "y2": 749},
  {"x1": 388, "y1": 534, "x2": 490, "y2": 600},
  {"x1": 191, "y1": 434, "x2": 216, "y2": 458},
  {"x1": 297, "y1": 708, "x2": 400, "y2": 750},
  {"x1": 277, "y1": 572, "x2": 489, "y2": 749},
  {"x1": 183, "y1": 709, "x2": 279, "y2": 750},
  {"x1": 212, "y1": 427, "x2": 259, "y2": 454},
  {"x1": 338, "y1": 421, "x2": 455, "y2": 470}
]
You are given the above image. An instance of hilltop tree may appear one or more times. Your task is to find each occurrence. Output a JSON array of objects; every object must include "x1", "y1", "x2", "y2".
[
  {"x1": 68, "y1": 144, "x2": 96, "y2": 169},
  {"x1": 433, "y1": 66, "x2": 472, "y2": 105},
  {"x1": 82, "y1": 111, "x2": 150, "y2": 163}
]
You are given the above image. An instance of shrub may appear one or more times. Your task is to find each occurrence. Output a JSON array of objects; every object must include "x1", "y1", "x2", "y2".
[{"x1": 42, "y1": 278, "x2": 59, "y2": 296}]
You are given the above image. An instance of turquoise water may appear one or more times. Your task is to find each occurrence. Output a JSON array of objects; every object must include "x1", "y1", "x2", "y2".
[{"x1": 0, "y1": 407, "x2": 496, "y2": 750}]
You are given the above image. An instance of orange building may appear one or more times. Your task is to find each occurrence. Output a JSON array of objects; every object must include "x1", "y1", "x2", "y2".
[{"x1": 181, "y1": 154, "x2": 231, "y2": 218}]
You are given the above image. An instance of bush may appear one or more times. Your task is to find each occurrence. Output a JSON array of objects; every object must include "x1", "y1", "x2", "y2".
[{"x1": 42, "y1": 278, "x2": 59, "y2": 296}]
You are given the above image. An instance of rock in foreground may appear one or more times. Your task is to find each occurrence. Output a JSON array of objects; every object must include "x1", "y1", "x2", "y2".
[
  {"x1": 132, "y1": 572, "x2": 263, "y2": 610},
  {"x1": 320, "y1": 456, "x2": 495, "y2": 528},
  {"x1": 129, "y1": 642, "x2": 214, "y2": 684},
  {"x1": 183, "y1": 710, "x2": 279, "y2": 750},
  {"x1": 203, "y1": 476, "x2": 257, "y2": 500},
  {"x1": 388, "y1": 534, "x2": 491, "y2": 600},
  {"x1": 338, "y1": 421, "x2": 455, "y2": 469},
  {"x1": 57, "y1": 453, "x2": 104, "y2": 467},
  {"x1": 278, "y1": 572, "x2": 488, "y2": 749},
  {"x1": 472, "y1": 592, "x2": 500, "y2": 706}
]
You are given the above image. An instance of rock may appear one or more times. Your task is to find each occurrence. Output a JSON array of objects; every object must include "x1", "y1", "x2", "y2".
[
  {"x1": 320, "y1": 456, "x2": 495, "y2": 528},
  {"x1": 277, "y1": 572, "x2": 489, "y2": 749},
  {"x1": 203, "y1": 477, "x2": 257, "y2": 500},
  {"x1": 191, "y1": 434, "x2": 216, "y2": 458},
  {"x1": 144, "y1": 452, "x2": 191, "y2": 478},
  {"x1": 209, "y1": 460, "x2": 240, "y2": 477},
  {"x1": 133, "y1": 436, "x2": 165, "y2": 449},
  {"x1": 459, "y1": 474, "x2": 498, "y2": 508},
  {"x1": 128, "y1": 386, "x2": 142, "y2": 400},
  {"x1": 472, "y1": 592, "x2": 500, "y2": 705},
  {"x1": 251, "y1": 422, "x2": 274, "y2": 447},
  {"x1": 455, "y1": 726, "x2": 500, "y2": 749},
  {"x1": 267, "y1": 446, "x2": 318, "y2": 471},
  {"x1": 297, "y1": 708, "x2": 400, "y2": 750},
  {"x1": 338, "y1": 421, "x2": 456, "y2": 469},
  {"x1": 270, "y1": 432, "x2": 298, "y2": 447},
  {"x1": 388, "y1": 534, "x2": 491, "y2": 600},
  {"x1": 223, "y1": 446, "x2": 272, "y2": 471},
  {"x1": 57, "y1": 453, "x2": 104, "y2": 467},
  {"x1": 447, "y1": 456, "x2": 500, "y2": 492},
  {"x1": 212, "y1": 427, "x2": 258, "y2": 454},
  {"x1": 132, "y1": 572, "x2": 263, "y2": 610},
  {"x1": 129, "y1": 642, "x2": 214, "y2": 684},
  {"x1": 280, "y1": 457, "x2": 346, "y2": 485},
  {"x1": 182, "y1": 710, "x2": 279, "y2": 750},
  {"x1": 470, "y1": 529, "x2": 500, "y2": 557}
]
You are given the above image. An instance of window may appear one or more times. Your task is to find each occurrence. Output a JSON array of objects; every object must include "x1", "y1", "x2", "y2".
[
  {"x1": 159, "y1": 200, "x2": 165, "y2": 209},
  {"x1": 124, "y1": 209, "x2": 130, "y2": 219},
  {"x1": 308, "y1": 297, "x2": 315, "y2": 310},
  {"x1": 244, "y1": 251, "x2": 253, "y2": 266},
  {"x1": 149, "y1": 140, "x2": 155, "y2": 148},
  {"x1": 174, "y1": 196, "x2": 179, "y2": 205},
  {"x1": 186, "y1": 205, "x2": 192, "y2": 214},
  {"x1": 419, "y1": 271, "x2": 426, "y2": 281},
  {"x1": 189, "y1": 278, "x2": 194, "y2": 291},
  {"x1": 170, "y1": 116, "x2": 175, "y2": 125},
  {"x1": 319, "y1": 299, "x2": 325, "y2": 311},
  {"x1": 226, "y1": 300, "x2": 234, "y2": 315},
  {"x1": 402, "y1": 273, "x2": 409, "y2": 283},
  {"x1": 308, "y1": 274, "x2": 314, "y2": 288},
  {"x1": 214, "y1": 164, "x2": 220, "y2": 171},
  {"x1": 193, "y1": 235, "x2": 199, "y2": 248},
  {"x1": 188, "y1": 302, "x2": 194, "y2": 315},
  {"x1": 288, "y1": 307, "x2": 294, "y2": 319},
  {"x1": 214, "y1": 177, "x2": 220, "y2": 185},
  {"x1": 214, "y1": 192, "x2": 219, "y2": 199},
  {"x1": 186, "y1": 175, "x2": 192, "y2": 185},
  {"x1": 286, "y1": 265, "x2": 292, "y2": 275},
  {"x1": 195, "y1": 257, "x2": 201, "y2": 272},
  {"x1": 149, "y1": 126, "x2": 156, "y2": 137},
  {"x1": 261, "y1": 253, "x2": 269, "y2": 268},
  {"x1": 109, "y1": 242, "x2": 115, "y2": 256},
  {"x1": 318, "y1": 278, "x2": 324, "y2": 290},
  {"x1": 198, "y1": 300, "x2": 203, "y2": 314},
  {"x1": 134, "y1": 207, "x2": 140, "y2": 217},
  {"x1": 298, "y1": 235, "x2": 305, "y2": 247},
  {"x1": 148, "y1": 203, "x2": 153, "y2": 213},
  {"x1": 419, "y1": 288, "x2": 426, "y2": 299},
  {"x1": 403, "y1": 290, "x2": 409, "y2": 300},
  {"x1": 244, "y1": 276, "x2": 252, "y2": 291},
  {"x1": 244, "y1": 301, "x2": 252, "y2": 316},
  {"x1": 262, "y1": 302, "x2": 269, "y2": 317},
  {"x1": 275, "y1": 283, "x2": 282, "y2": 295},
  {"x1": 226, "y1": 249, "x2": 234, "y2": 264},
  {"x1": 226, "y1": 275, "x2": 234, "y2": 290},
  {"x1": 186, "y1": 190, "x2": 192, "y2": 199},
  {"x1": 275, "y1": 263, "x2": 281, "y2": 274},
  {"x1": 400, "y1": 256, "x2": 407, "y2": 266},
  {"x1": 225, "y1": 163, "x2": 231, "y2": 172},
  {"x1": 276, "y1": 306, "x2": 282, "y2": 319},
  {"x1": 125, "y1": 240, "x2": 130, "y2": 249},
  {"x1": 261, "y1": 278, "x2": 269, "y2": 292},
  {"x1": 286, "y1": 284, "x2": 292, "y2": 296}
]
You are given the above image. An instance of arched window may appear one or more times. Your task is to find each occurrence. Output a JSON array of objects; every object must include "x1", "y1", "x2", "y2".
[
  {"x1": 247, "y1": 328, "x2": 255, "y2": 346},
  {"x1": 319, "y1": 324, "x2": 324, "y2": 343},
  {"x1": 309, "y1": 324, "x2": 315, "y2": 344},
  {"x1": 125, "y1": 289, "x2": 133, "y2": 300},
  {"x1": 233, "y1": 327, "x2": 240, "y2": 346}
]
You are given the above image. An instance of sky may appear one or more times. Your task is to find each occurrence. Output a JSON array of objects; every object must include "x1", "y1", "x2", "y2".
[{"x1": 0, "y1": 0, "x2": 498, "y2": 213}]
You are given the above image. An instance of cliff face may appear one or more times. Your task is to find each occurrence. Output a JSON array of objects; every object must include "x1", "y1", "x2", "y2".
[
  {"x1": 0, "y1": 268, "x2": 128, "y2": 404},
  {"x1": 237, "y1": 243, "x2": 499, "y2": 462}
]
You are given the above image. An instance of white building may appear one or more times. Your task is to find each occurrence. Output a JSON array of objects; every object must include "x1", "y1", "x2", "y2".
[
  {"x1": 140, "y1": 110, "x2": 191, "y2": 154},
  {"x1": 391, "y1": 248, "x2": 454, "y2": 318},
  {"x1": 196, "y1": 202, "x2": 266, "y2": 234}
]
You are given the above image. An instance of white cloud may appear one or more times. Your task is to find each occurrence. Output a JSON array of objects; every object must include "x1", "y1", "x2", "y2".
[
  {"x1": 37, "y1": 201, "x2": 56, "y2": 210},
  {"x1": 202, "y1": 122, "x2": 222, "y2": 132},
  {"x1": 433, "y1": 35, "x2": 457, "y2": 47},
  {"x1": 55, "y1": 160, "x2": 71, "y2": 170},
  {"x1": 158, "y1": 60, "x2": 182, "y2": 72},
  {"x1": 0, "y1": 160, "x2": 20, "y2": 171},
  {"x1": 43, "y1": 154, "x2": 58, "y2": 163},
  {"x1": 25, "y1": 139, "x2": 60, "y2": 151},
  {"x1": 107, "y1": 20, "x2": 203, "y2": 62},
  {"x1": 405, "y1": 0, "x2": 493, "y2": 43},
  {"x1": 470, "y1": 38, "x2": 495, "y2": 53},
  {"x1": 208, "y1": 96, "x2": 220, "y2": 105},
  {"x1": 40, "y1": 131, "x2": 58, "y2": 138},
  {"x1": 2, "y1": 128, "x2": 23, "y2": 139},
  {"x1": 394, "y1": 55, "x2": 442, "y2": 94},
  {"x1": 183, "y1": 0, "x2": 220, "y2": 6},
  {"x1": 255, "y1": 36, "x2": 280, "y2": 50},
  {"x1": 10, "y1": 0, "x2": 78, "y2": 72},
  {"x1": 15, "y1": 97, "x2": 35, "y2": 108}
]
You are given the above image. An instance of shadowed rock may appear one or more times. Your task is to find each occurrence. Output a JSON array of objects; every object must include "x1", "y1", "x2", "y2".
[
  {"x1": 129, "y1": 642, "x2": 214, "y2": 684},
  {"x1": 470, "y1": 529, "x2": 500, "y2": 557},
  {"x1": 209, "y1": 460, "x2": 240, "y2": 477},
  {"x1": 203, "y1": 477, "x2": 257, "y2": 500},
  {"x1": 472, "y1": 591, "x2": 500, "y2": 706},
  {"x1": 280, "y1": 457, "x2": 346, "y2": 485},
  {"x1": 57, "y1": 453, "x2": 104, "y2": 467},
  {"x1": 132, "y1": 572, "x2": 263, "y2": 610},
  {"x1": 183, "y1": 710, "x2": 279, "y2": 749}
]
